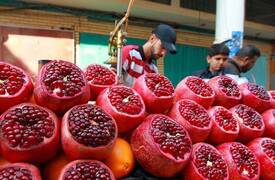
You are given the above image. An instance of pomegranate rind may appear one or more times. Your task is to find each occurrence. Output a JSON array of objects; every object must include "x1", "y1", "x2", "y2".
[
  {"x1": 217, "y1": 142, "x2": 260, "y2": 180},
  {"x1": 58, "y1": 160, "x2": 115, "y2": 180},
  {"x1": 247, "y1": 137, "x2": 275, "y2": 180},
  {"x1": 0, "y1": 62, "x2": 34, "y2": 113},
  {"x1": 96, "y1": 85, "x2": 146, "y2": 133},
  {"x1": 262, "y1": 109, "x2": 275, "y2": 139},
  {"x1": 208, "y1": 76, "x2": 241, "y2": 108},
  {"x1": 84, "y1": 64, "x2": 118, "y2": 100},
  {"x1": 0, "y1": 103, "x2": 60, "y2": 164},
  {"x1": 61, "y1": 104, "x2": 118, "y2": 160},
  {"x1": 240, "y1": 83, "x2": 271, "y2": 113},
  {"x1": 175, "y1": 76, "x2": 215, "y2": 109},
  {"x1": 131, "y1": 114, "x2": 192, "y2": 178},
  {"x1": 230, "y1": 104, "x2": 265, "y2": 142},
  {"x1": 0, "y1": 162, "x2": 42, "y2": 180},
  {"x1": 269, "y1": 90, "x2": 275, "y2": 108},
  {"x1": 207, "y1": 106, "x2": 240, "y2": 144},
  {"x1": 168, "y1": 99, "x2": 212, "y2": 143},
  {"x1": 133, "y1": 73, "x2": 175, "y2": 113},
  {"x1": 34, "y1": 60, "x2": 90, "y2": 114},
  {"x1": 183, "y1": 142, "x2": 229, "y2": 180}
]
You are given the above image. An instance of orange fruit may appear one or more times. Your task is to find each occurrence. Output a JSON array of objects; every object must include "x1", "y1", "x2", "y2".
[{"x1": 105, "y1": 138, "x2": 135, "y2": 179}]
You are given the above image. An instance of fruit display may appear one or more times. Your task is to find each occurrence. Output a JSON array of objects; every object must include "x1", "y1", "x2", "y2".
[{"x1": 0, "y1": 61, "x2": 274, "y2": 179}]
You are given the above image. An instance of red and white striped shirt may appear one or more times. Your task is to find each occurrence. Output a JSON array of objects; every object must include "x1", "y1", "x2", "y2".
[{"x1": 122, "y1": 45, "x2": 158, "y2": 87}]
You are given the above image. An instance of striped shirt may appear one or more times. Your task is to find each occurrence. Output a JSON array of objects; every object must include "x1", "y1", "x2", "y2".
[{"x1": 122, "y1": 45, "x2": 158, "y2": 87}]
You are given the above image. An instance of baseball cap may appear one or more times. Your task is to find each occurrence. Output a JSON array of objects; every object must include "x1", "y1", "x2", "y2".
[{"x1": 153, "y1": 24, "x2": 177, "y2": 54}]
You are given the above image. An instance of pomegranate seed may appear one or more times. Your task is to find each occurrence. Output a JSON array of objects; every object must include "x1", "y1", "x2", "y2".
[
  {"x1": 194, "y1": 145, "x2": 228, "y2": 179},
  {"x1": 215, "y1": 108, "x2": 238, "y2": 132},
  {"x1": 85, "y1": 65, "x2": 116, "y2": 85},
  {"x1": 63, "y1": 162, "x2": 112, "y2": 180},
  {"x1": 145, "y1": 73, "x2": 174, "y2": 97},
  {"x1": 151, "y1": 116, "x2": 191, "y2": 160},
  {"x1": 218, "y1": 76, "x2": 240, "y2": 97},
  {"x1": 230, "y1": 143, "x2": 258, "y2": 178},
  {"x1": 108, "y1": 87, "x2": 143, "y2": 115},
  {"x1": 0, "y1": 166, "x2": 32, "y2": 179},
  {"x1": 68, "y1": 105, "x2": 116, "y2": 147},
  {"x1": 262, "y1": 139, "x2": 275, "y2": 163},
  {"x1": 235, "y1": 105, "x2": 263, "y2": 129},
  {"x1": 179, "y1": 100, "x2": 210, "y2": 128},
  {"x1": 248, "y1": 83, "x2": 270, "y2": 100},
  {"x1": 186, "y1": 77, "x2": 213, "y2": 97}
]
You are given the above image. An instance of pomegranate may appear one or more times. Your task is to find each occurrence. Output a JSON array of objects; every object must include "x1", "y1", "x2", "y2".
[
  {"x1": 183, "y1": 142, "x2": 229, "y2": 180},
  {"x1": 58, "y1": 160, "x2": 115, "y2": 180},
  {"x1": 34, "y1": 60, "x2": 90, "y2": 114},
  {"x1": 217, "y1": 142, "x2": 260, "y2": 180},
  {"x1": 247, "y1": 137, "x2": 275, "y2": 180},
  {"x1": 207, "y1": 106, "x2": 240, "y2": 144},
  {"x1": 269, "y1": 90, "x2": 275, "y2": 108},
  {"x1": 208, "y1": 76, "x2": 242, "y2": 108},
  {"x1": 240, "y1": 83, "x2": 271, "y2": 113},
  {"x1": 0, "y1": 62, "x2": 33, "y2": 113},
  {"x1": 96, "y1": 85, "x2": 146, "y2": 133},
  {"x1": 133, "y1": 73, "x2": 175, "y2": 113},
  {"x1": 168, "y1": 99, "x2": 212, "y2": 143},
  {"x1": 0, "y1": 162, "x2": 41, "y2": 180},
  {"x1": 0, "y1": 103, "x2": 60, "y2": 164},
  {"x1": 174, "y1": 76, "x2": 215, "y2": 109},
  {"x1": 262, "y1": 109, "x2": 275, "y2": 139},
  {"x1": 85, "y1": 64, "x2": 118, "y2": 100},
  {"x1": 61, "y1": 104, "x2": 118, "y2": 160},
  {"x1": 230, "y1": 104, "x2": 265, "y2": 142},
  {"x1": 131, "y1": 114, "x2": 192, "y2": 177}
]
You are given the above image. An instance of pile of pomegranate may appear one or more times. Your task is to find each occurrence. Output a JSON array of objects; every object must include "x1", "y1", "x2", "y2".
[{"x1": 0, "y1": 60, "x2": 274, "y2": 180}]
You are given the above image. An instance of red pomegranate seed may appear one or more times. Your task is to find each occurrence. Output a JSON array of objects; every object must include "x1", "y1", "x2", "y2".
[
  {"x1": 262, "y1": 139, "x2": 275, "y2": 163},
  {"x1": 0, "y1": 166, "x2": 32, "y2": 179},
  {"x1": 235, "y1": 105, "x2": 263, "y2": 129},
  {"x1": 248, "y1": 83, "x2": 270, "y2": 100},
  {"x1": 145, "y1": 73, "x2": 174, "y2": 97},
  {"x1": 186, "y1": 77, "x2": 213, "y2": 97},
  {"x1": 85, "y1": 64, "x2": 116, "y2": 85},
  {"x1": 215, "y1": 107, "x2": 238, "y2": 132},
  {"x1": 218, "y1": 76, "x2": 240, "y2": 97}
]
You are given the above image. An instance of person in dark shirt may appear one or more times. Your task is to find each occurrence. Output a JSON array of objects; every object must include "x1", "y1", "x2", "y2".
[{"x1": 192, "y1": 43, "x2": 229, "y2": 80}]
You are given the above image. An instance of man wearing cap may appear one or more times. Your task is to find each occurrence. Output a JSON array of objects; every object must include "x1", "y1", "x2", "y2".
[{"x1": 122, "y1": 24, "x2": 177, "y2": 87}]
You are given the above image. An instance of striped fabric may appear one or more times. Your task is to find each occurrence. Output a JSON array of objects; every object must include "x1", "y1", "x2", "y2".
[{"x1": 122, "y1": 45, "x2": 158, "y2": 87}]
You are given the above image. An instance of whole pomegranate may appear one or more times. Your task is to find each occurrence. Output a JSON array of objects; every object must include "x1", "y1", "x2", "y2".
[
  {"x1": 96, "y1": 85, "x2": 146, "y2": 133},
  {"x1": 168, "y1": 99, "x2": 212, "y2": 143},
  {"x1": 131, "y1": 114, "x2": 192, "y2": 177},
  {"x1": 58, "y1": 160, "x2": 115, "y2": 180},
  {"x1": 208, "y1": 76, "x2": 242, "y2": 108},
  {"x1": 85, "y1": 64, "x2": 118, "y2": 100},
  {"x1": 217, "y1": 142, "x2": 260, "y2": 180},
  {"x1": 0, "y1": 103, "x2": 60, "y2": 164},
  {"x1": 262, "y1": 109, "x2": 275, "y2": 139},
  {"x1": 0, "y1": 162, "x2": 41, "y2": 180},
  {"x1": 61, "y1": 104, "x2": 118, "y2": 160},
  {"x1": 175, "y1": 76, "x2": 215, "y2": 109},
  {"x1": 207, "y1": 106, "x2": 240, "y2": 144},
  {"x1": 247, "y1": 137, "x2": 275, "y2": 180},
  {"x1": 34, "y1": 60, "x2": 90, "y2": 114},
  {"x1": 133, "y1": 73, "x2": 175, "y2": 113},
  {"x1": 0, "y1": 62, "x2": 33, "y2": 113},
  {"x1": 183, "y1": 142, "x2": 229, "y2": 180},
  {"x1": 269, "y1": 90, "x2": 275, "y2": 108},
  {"x1": 240, "y1": 83, "x2": 271, "y2": 113},
  {"x1": 230, "y1": 104, "x2": 265, "y2": 142}
]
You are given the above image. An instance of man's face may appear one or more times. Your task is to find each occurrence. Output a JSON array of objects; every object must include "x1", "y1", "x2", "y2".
[
  {"x1": 150, "y1": 36, "x2": 167, "y2": 60},
  {"x1": 207, "y1": 54, "x2": 228, "y2": 72},
  {"x1": 241, "y1": 56, "x2": 258, "y2": 73}
]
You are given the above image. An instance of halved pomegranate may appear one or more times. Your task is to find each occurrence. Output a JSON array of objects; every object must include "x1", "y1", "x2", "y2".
[
  {"x1": 85, "y1": 64, "x2": 118, "y2": 100},
  {"x1": 133, "y1": 73, "x2": 175, "y2": 113},
  {"x1": 208, "y1": 76, "x2": 242, "y2": 108},
  {"x1": 0, "y1": 162, "x2": 41, "y2": 180},
  {"x1": 58, "y1": 160, "x2": 115, "y2": 180},
  {"x1": 217, "y1": 142, "x2": 260, "y2": 180},
  {"x1": 0, "y1": 62, "x2": 33, "y2": 113},
  {"x1": 175, "y1": 76, "x2": 215, "y2": 109},
  {"x1": 61, "y1": 104, "x2": 118, "y2": 160},
  {"x1": 207, "y1": 106, "x2": 239, "y2": 144},
  {"x1": 269, "y1": 90, "x2": 275, "y2": 108},
  {"x1": 262, "y1": 109, "x2": 275, "y2": 139},
  {"x1": 183, "y1": 142, "x2": 229, "y2": 180},
  {"x1": 34, "y1": 60, "x2": 90, "y2": 114},
  {"x1": 230, "y1": 104, "x2": 265, "y2": 142},
  {"x1": 96, "y1": 85, "x2": 146, "y2": 133},
  {"x1": 131, "y1": 114, "x2": 192, "y2": 177},
  {"x1": 0, "y1": 103, "x2": 60, "y2": 164},
  {"x1": 240, "y1": 83, "x2": 271, "y2": 113},
  {"x1": 247, "y1": 137, "x2": 275, "y2": 180},
  {"x1": 168, "y1": 99, "x2": 212, "y2": 143}
]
